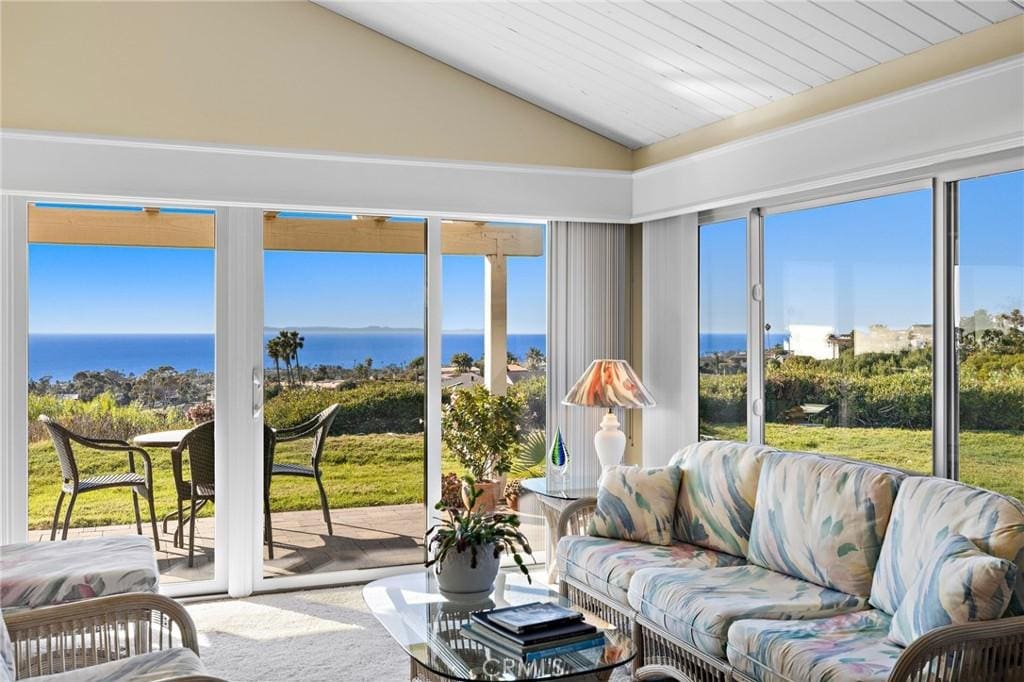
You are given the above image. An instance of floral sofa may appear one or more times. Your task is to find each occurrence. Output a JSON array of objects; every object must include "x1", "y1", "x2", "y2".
[{"x1": 555, "y1": 441, "x2": 1024, "y2": 682}]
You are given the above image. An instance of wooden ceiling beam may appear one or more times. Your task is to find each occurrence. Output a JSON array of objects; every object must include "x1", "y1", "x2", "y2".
[{"x1": 28, "y1": 206, "x2": 543, "y2": 257}]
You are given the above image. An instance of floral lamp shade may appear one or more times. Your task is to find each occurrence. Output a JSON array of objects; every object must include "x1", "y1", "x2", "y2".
[{"x1": 562, "y1": 360, "x2": 656, "y2": 409}]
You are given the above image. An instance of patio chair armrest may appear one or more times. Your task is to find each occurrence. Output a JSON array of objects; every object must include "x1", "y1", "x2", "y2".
[
  {"x1": 556, "y1": 497, "x2": 598, "y2": 542},
  {"x1": 5, "y1": 593, "x2": 200, "y2": 679},
  {"x1": 272, "y1": 418, "x2": 321, "y2": 441},
  {"x1": 887, "y1": 615, "x2": 1024, "y2": 681}
]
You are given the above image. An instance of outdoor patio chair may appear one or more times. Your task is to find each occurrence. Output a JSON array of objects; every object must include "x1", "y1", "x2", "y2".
[
  {"x1": 261, "y1": 425, "x2": 278, "y2": 559},
  {"x1": 37, "y1": 416, "x2": 160, "y2": 550},
  {"x1": 265, "y1": 404, "x2": 341, "y2": 540},
  {"x1": 170, "y1": 421, "x2": 215, "y2": 568}
]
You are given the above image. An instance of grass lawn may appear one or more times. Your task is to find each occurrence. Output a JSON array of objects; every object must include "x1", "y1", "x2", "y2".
[
  {"x1": 704, "y1": 423, "x2": 1023, "y2": 501},
  {"x1": 28, "y1": 434, "x2": 464, "y2": 530}
]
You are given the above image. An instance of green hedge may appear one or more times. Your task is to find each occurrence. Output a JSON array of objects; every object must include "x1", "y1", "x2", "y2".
[
  {"x1": 264, "y1": 382, "x2": 427, "y2": 435},
  {"x1": 700, "y1": 365, "x2": 1024, "y2": 431},
  {"x1": 28, "y1": 392, "x2": 188, "y2": 443}
]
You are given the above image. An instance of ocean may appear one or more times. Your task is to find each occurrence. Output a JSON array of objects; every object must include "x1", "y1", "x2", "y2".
[{"x1": 29, "y1": 332, "x2": 786, "y2": 380}]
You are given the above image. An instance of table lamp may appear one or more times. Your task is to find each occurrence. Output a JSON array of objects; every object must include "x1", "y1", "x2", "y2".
[{"x1": 562, "y1": 359, "x2": 655, "y2": 476}]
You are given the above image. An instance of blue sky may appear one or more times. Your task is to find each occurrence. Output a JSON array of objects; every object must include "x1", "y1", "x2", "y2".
[
  {"x1": 29, "y1": 220, "x2": 546, "y2": 334},
  {"x1": 701, "y1": 171, "x2": 1023, "y2": 334}
]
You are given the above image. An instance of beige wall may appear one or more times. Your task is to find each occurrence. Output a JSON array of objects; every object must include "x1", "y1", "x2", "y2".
[
  {"x1": 633, "y1": 16, "x2": 1024, "y2": 169},
  {"x1": 2, "y1": 2, "x2": 1021, "y2": 174},
  {"x1": 0, "y1": 0, "x2": 632, "y2": 170}
]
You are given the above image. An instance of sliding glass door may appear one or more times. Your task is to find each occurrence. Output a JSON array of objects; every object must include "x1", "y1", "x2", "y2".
[
  {"x1": 956, "y1": 170, "x2": 1024, "y2": 500},
  {"x1": 261, "y1": 211, "x2": 427, "y2": 579}
]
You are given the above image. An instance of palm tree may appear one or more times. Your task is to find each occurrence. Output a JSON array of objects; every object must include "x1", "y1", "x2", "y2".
[
  {"x1": 267, "y1": 337, "x2": 284, "y2": 385},
  {"x1": 275, "y1": 331, "x2": 295, "y2": 385},
  {"x1": 286, "y1": 330, "x2": 305, "y2": 384},
  {"x1": 525, "y1": 347, "x2": 545, "y2": 369}
]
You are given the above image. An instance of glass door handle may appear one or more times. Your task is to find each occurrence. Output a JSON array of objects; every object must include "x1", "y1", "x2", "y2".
[{"x1": 252, "y1": 368, "x2": 263, "y2": 419}]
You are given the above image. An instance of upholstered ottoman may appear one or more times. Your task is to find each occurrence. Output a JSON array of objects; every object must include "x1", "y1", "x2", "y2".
[{"x1": 0, "y1": 536, "x2": 159, "y2": 613}]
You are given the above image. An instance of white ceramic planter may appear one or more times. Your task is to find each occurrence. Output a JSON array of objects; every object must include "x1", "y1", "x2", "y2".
[{"x1": 436, "y1": 543, "x2": 500, "y2": 603}]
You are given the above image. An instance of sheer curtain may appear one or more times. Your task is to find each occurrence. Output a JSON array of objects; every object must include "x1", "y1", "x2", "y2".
[{"x1": 546, "y1": 220, "x2": 631, "y2": 488}]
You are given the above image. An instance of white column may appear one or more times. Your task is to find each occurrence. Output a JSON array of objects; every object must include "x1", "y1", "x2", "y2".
[
  {"x1": 484, "y1": 253, "x2": 508, "y2": 396},
  {"x1": 216, "y1": 207, "x2": 264, "y2": 598},
  {"x1": 425, "y1": 217, "x2": 443, "y2": 528},
  {"x1": 641, "y1": 214, "x2": 698, "y2": 465},
  {"x1": 0, "y1": 195, "x2": 29, "y2": 545}
]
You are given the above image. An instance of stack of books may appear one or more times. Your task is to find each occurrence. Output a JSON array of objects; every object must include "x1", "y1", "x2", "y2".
[{"x1": 462, "y1": 602, "x2": 605, "y2": 661}]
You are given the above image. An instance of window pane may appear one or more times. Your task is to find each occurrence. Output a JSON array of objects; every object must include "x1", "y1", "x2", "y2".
[
  {"x1": 699, "y1": 218, "x2": 747, "y2": 441},
  {"x1": 763, "y1": 189, "x2": 933, "y2": 472},
  {"x1": 957, "y1": 170, "x2": 1024, "y2": 500},
  {"x1": 262, "y1": 212, "x2": 426, "y2": 578},
  {"x1": 28, "y1": 203, "x2": 216, "y2": 584}
]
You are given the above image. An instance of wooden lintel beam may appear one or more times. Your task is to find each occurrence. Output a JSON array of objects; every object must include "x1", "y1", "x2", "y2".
[
  {"x1": 28, "y1": 204, "x2": 214, "y2": 248},
  {"x1": 28, "y1": 206, "x2": 543, "y2": 257}
]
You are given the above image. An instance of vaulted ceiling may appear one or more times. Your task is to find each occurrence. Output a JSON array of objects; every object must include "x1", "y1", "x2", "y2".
[{"x1": 317, "y1": 1, "x2": 1023, "y2": 149}]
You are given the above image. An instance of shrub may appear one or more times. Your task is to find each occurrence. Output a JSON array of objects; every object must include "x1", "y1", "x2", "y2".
[
  {"x1": 265, "y1": 381, "x2": 426, "y2": 435},
  {"x1": 441, "y1": 385, "x2": 525, "y2": 480},
  {"x1": 511, "y1": 375, "x2": 546, "y2": 432},
  {"x1": 28, "y1": 392, "x2": 187, "y2": 442}
]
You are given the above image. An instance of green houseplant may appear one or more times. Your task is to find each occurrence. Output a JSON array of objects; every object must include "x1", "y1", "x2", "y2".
[
  {"x1": 425, "y1": 478, "x2": 533, "y2": 602},
  {"x1": 441, "y1": 385, "x2": 525, "y2": 511}
]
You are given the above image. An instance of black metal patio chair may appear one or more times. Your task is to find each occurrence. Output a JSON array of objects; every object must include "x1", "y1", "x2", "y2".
[
  {"x1": 264, "y1": 404, "x2": 341, "y2": 548},
  {"x1": 38, "y1": 415, "x2": 161, "y2": 549}
]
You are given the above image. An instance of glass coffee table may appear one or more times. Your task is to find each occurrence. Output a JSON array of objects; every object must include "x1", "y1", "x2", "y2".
[{"x1": 363, "y1": 571, "x2": 634, "y2": 681}]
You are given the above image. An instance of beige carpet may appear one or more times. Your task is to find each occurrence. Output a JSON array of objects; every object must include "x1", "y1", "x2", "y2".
[{"x1": 186, "y1": 583, "x2": 631, "y2": 681}]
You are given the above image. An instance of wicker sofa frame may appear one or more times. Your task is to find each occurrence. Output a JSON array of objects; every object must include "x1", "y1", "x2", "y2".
[
  {"x1": 556, "y1": 497, "x2": 1024, "y2": 682},
  {"x1": 4, "y1": 592, "x2": 224, "y2": 681}
]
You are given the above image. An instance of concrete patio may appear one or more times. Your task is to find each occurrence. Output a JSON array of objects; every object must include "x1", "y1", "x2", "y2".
[{"x1": 28, "y1": 495, "x2": 546, "y2": 584}]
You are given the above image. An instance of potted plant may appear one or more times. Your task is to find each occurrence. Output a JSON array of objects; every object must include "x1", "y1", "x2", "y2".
[
  {"x1": 441, "y1": 385, "x2": 524, "y2": 512},
  {"x1": 426, "y1": 478, "x2": 533, "y2": 602},
  {"x1": 504, "y1": 430, "x2": 547, "y2": 510}
]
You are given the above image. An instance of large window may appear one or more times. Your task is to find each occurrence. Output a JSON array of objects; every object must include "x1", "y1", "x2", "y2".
[
  {"x1": 957, "y1": 170, "x2": 1024, "y2": 500},
  {"x1": 762, "y1": 189, "x2": 933, "y2": 472},
  {"x1": 698, "y1": 218, "x2": 747, "y2": 440},
  {"x1": 28, "y1": 203, "x2": 217, "y2": 584}
]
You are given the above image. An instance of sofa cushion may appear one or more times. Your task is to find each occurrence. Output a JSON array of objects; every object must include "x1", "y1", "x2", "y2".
[
  {"x1": 40, "y1": 647, "x2": 206, "y2": 682},
  {"x1": 627, "y1": 565, "x2": 868, "y2": 659},
  {"x1": 0, "y1": 537, "x2": 159, "y2": 612},
  {"x1": 0, "y1": 613, "x2": 13, "y2": 682},
  {"x1": 588, "y1": 464, "x2": 681, "y2": 546},
  {"x1": 746, "y1": 451, "x2": 905, "y2": 597},
  {"x1": 870, "y1": 476, "x2": 1024, "y2": 616},
  {"x1": 669, "y1": 440, "x2": 775, "y2": 557},
  {"x1": 888, "y1": 534, "x2": 1018, "y2": 647},
  {"x1": 556, "y1": 535, "x2": 745, "y2": 607},
  {"x1": 727, "y1": 610, "x2": 901, "y2": 682}
]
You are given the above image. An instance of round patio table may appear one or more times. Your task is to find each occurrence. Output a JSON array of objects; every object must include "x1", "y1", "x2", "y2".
[
  {"x1": 132, "y1": 429, "x2": 191, "y2": 449},
  {"x1": 132, "y1": 428, "x2": 195, "y2": 546}
]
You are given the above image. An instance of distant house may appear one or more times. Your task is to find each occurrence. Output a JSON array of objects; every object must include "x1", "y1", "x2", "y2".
[
  {"x1": 441, "y1": 364, "x2": 540, "y2": 390},
  {"x1": 854, "y1": 324, "x2": 933, "y2": 355},
  {"x1": 786, "y1": 325, "x2": 839, "y2": 360}
]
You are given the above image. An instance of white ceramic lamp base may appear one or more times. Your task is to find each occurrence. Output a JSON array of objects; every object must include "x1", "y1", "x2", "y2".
[{"x1": 594, "y1": 410, "x2": 626, "y2": 482}]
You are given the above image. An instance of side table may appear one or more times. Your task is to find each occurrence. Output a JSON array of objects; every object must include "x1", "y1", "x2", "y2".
[{"x1": 520, "y1": 478, "x2": 598, "y2": 583}]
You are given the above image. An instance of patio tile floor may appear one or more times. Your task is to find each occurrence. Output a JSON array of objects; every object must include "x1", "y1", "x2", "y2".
[{"x1": 27, "y1": 494, "x2": 546, "y2": 585}]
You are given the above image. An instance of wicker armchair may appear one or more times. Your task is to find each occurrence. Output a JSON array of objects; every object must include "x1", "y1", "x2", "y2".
[
  {"x1": 554, "y1": 500, "x2": 1024, "y2": 682},
  {"x1": 37, "y1": 416, "x2": 160, "y2": 550},
  {"x1": 170, "y1": 421, "x2": 215, "y2": 568},
  {"x1": 3, "y1": 592, "x2": 224, "y2": 681},
  {"x1": 265, "y1": 404, "x2": 341, "y2": 537}
]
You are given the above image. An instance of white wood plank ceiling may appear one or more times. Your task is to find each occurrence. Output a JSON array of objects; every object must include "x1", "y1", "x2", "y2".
[{"x1": 316, "y1": 0, "x2": 1023, "y2": 149}]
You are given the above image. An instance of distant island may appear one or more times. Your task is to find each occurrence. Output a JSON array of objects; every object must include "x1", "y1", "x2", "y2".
[{"x1": 262, "y1": 325, "x2": 489, "y2": 334}]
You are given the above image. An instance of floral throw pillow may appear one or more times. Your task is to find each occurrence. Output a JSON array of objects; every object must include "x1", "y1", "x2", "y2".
[
  {"x1": 587, "y1": 465, "x2": 682, "y2": 546},
  {"x1": 889, "y1": 534, "x2": 1018, "y2": 647}
]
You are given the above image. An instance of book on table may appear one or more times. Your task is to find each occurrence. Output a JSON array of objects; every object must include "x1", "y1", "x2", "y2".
[
  {"x1": 462, "y1": 602, "x2": 604, "y2": 661},
  {"x1": 483, "y1": 601, "x2": 584, "y2": 633}
]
